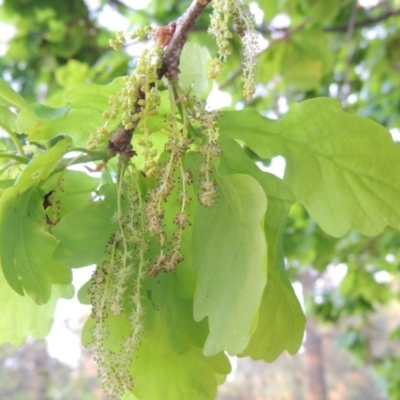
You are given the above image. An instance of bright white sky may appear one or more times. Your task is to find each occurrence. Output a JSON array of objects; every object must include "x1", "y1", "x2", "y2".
[{"x1": 46, "y1": 267, "x2": 94, "y2": 367}]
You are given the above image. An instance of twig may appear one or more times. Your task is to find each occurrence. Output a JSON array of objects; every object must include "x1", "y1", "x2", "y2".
[
  {"x1": 108, "y1": 0, "x2": 211, "y2": 159},
  {"x1": 255, "y1": 8, "x2": 400, "y2": 35},
  {"x1": 325, "y1": 7, "x2": 400, "y2": 32},
  {"x1": 159, "y1": 0, "x2": 211, "y2": 77},
  {"x1": 219, "y1": 19, "x2": 309, "y2": 91}
]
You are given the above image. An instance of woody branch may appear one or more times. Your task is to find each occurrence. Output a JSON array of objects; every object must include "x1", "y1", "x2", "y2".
[{"x1": 108, "y1": 0, "x2": 212, "y2": 159}]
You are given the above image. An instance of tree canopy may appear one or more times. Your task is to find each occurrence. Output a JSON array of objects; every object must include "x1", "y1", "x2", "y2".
[{"x1": 0, "y1": 0, "x2": 400, "y2": 398}]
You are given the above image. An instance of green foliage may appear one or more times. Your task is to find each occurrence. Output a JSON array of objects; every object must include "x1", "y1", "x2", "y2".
[
  {"x1": 0, "y1": 138, "x2": 72, "y2": 303},
  {"x1": 0, "y1": 187, "x2": 71, "y2": 304},
  {"x1": 17, "y1": 78, "x2": 124, "y2": 146},
  {"x1": 0, "y1": 275, "x2": 73, "y2": 346},
  {"x1": 193, "y1": 173, "x2": 267, "y2": 356},
  {"x1": 217, "y1": 136, "x2": 305, "y2": 361},
  {"x1": 0, "y1": 78, "x2": 28, "y2": 109},
  {"x1": 124, "y1": 269, "x2": 230, "y2": 399},
  {"x1": 53, "y1": 183, "x2": 117, "y2": 268},
  {"x1": 219, "y1": 99, "x2": 400, "y2": 237},
  {"x1": 1, "y1": 0, "x2": 400, "y2": 398},
  {"x1": 280, "y1": 31, "x2": 334, "y2": 91},
  {"x1": 179, "y1": 43, "x2": 212, "y2": 98}
]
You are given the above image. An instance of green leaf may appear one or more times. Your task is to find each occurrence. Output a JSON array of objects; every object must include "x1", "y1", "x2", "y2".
[
  {"x1": 77, "y1": 278, "x2": 91, "y2": 305},
  {"x1": 281, "y1": 32, "x2": 333, "y2": 91},
  {"x1": 0, "y1": 106, "x2": 17, "y2": 133},
  {"x1": 258, "y1": 0, "x2": 278, "y2": 19},
  {"x1": 0, "y1": 138, "x2": 72, "y2": 303},
  {"x1": 14, "y1": 137, "x2": 71, "y2": 192},
  {"x1": 0, "y1": 78, "x2": 28, "y2": 109},
  {"x1": 53, "y1": 184, "x2": 118, "y2": 268},
  {"x1": 180, "y1": 43, "x2": 212, "y2": 98},
  {"x1": 219, "y1": 99, "x2": 400, "y2": 237},
  {"x1": 257, "y1": 44, "x2": 285, "y2": 84},
  {"x1": 218, "y1": 135, "x2": 305, "y2": 361},
  {"x1": 192, "y1": 173, "x2": 267, "y2": 356},
  {"x1": 130, "y1": 275, "x2": 230, "y2": 399},
  {"x1": 0, "y1": 267, "x2": 73, "y2": 347},
  {"x1": 241, "y1": 264, "x2": 306, "y2": 361},
  {"x1": 16, "y1": 103, "x2": 72, "y2": 141},
  {"x1": 34, "y1": 103, "x2": 72, "y2": 119},
  {"x1": 122, "y1": 392, "x2": 140, "y2": 400},
  {"x1": 301, "y1": 0, "x2": 339, "y2": 22},
  {"x1": 0, "y1": 187, "x2": 72, "y2": 304},
  {"x1": 61, "y1": 78, "x2": 124, "y2": 146},
  {"x1": 82, "y1": 265, "x2": 231, "y2": 400},
  {"x1": 16, "y1": 78, "x2": 124, "y2": 145},
  {"x1": 41, "y1": 170, "x2": 100, "y2": 219},
  {"x1": 341, "y1": 264, "x2": 390, "y2": 304},
  {"x1": 0, "y1": 179, "x2": 14, "y2": 192},
  {"x1": 55, "y1": 59, "x2": 90, "y2": 88},
  {"x1": 242, "y1": 196, "x2": 306, "y2": 361},
  {"x1": 91, "y1": 50, "x2": 131, "y2": 83}
]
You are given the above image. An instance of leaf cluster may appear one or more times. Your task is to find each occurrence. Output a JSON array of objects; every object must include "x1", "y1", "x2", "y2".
[{"x1": 1, "y1": 0, "x2": 400, "y2": 398}]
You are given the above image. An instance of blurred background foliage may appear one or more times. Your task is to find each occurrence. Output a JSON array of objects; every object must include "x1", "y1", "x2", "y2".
[{"x1": 0, "y1": 0, "x2": 400, "y2": 398}]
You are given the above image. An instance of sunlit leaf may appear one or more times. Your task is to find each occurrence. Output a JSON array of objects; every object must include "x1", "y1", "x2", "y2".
[
  {"x1": 0, "y1": 266, "x2": 73, "y2": 346},
  {"x1": 82, "y1": 264, "x2": 231, "y2": 399},
  {"x1": 131, "y1": 273, "x2": 230, "y2": 399},
  {"x1": 41, "y1": 170, "x2": 100, "y2": 219},
  {"x1": 0, "y1": 106, "x2": 17, "y2": 133},
  {"x1": 218, "y1": 136, "x2": 305, "y2": 360},
  {"x1": 0, "y1": 78, "x2": 28, "y2": 109},
  {"x1": 53, "y1": 184, "x2": 117, "y2": 268},
  {"x1": 219, "y1": 98, "x2": 400, "y2": 237},
  {"x1": 16, "y1": 78, "x2": 124, "y2": 145},
  {"x1": 281, "y1": 32, "x2": 333, "y2": 91},
  {"x1": 180, "y1": 43, "x2": 212, "y2": 98},
  {"x1": 0, "y1": 187, "x2": 71, "y2": 304},
  {"x1": 55, "y1": 59, "x2": 90, "y2": 88},
  {"x1": 14, "y1": 137, "x2": 71, "y2": 192},
  {"x1": 301, "y1": 0, "x2": 339, "y2": 22},
  {"x1": 193, "y1": 173, "x2": 267, "y2": 356}
]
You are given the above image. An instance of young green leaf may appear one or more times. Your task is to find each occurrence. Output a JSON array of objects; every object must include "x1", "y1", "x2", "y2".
[
  {"x1": 121, "y1": 392, "x2": 140, "y2": 400},
  {"x1": 16, "y1": 103, "x2": 72, "y2": 142},
  {"x1": 82, "y1": 263, "x2": 231, "y2": 399},
  {"x1": 179, "y1": 43, "x2": 212, "y2": 98},
  {"x1": 241, "y1": 263, "x2": 306, "y2": 361},
  {"x1": 16, "y1": 78, "x2": 124, "y2": 146},
  {"x1": 14, "y1": 137, "x2": 71, "y2": 192},
  {"x1": 52, "y1": 184, "x2": 118, "y2": 268},
  {"x1": 0, "y1": 187, "x2": 72, "y2": 304},
  {"x1": 301, "y1": 0, "x2": 339, "y2": 22},
  {"x1": 130, "y1": 273, "x2": 231, "y2": 399},
  {"x1": 0, "y1": 78, "x2": 28, "y2": 109},
  {"x1": 219, "y1": 98, "x2": 400, "y2": 237},
  {"x1": 218, "y1": 135, "x2": 305, "y2": 360},
  {"x1": 281, "y1": 31, "x2": 333, "y2": 91},
  {"x1": 41, "y1": 170, "x2": 100, "y2": 219},
  {"x1": 0, "y1": 269, "x2": 73, "y2": 347},
  {"x1": 241, "y1": 193, "x2": 306, "y2": 361},
  {"x1": 0, "y1": 106, "x2": 17, "y2": 133},
  {"x1": 193, "y1": 173, "x2": 267, "y2": 356}
]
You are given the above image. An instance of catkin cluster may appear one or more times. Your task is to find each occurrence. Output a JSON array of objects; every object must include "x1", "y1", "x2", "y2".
[
  {"x1": 208, "y1": 0, "x2": 259, "y2": 100},
  {"x1": 87, "y1": 29, "x2": 163, "y2": 151},
  {"x1": 87, "y1": 23, "x2": 222, "y2": 397},
  {"x1": 89, "y1": 174, "x2": 146, "y2": 397}
]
